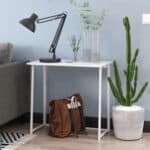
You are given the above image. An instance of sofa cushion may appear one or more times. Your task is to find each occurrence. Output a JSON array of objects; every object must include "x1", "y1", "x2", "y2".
[{"x1": 0, "y1": 42, "x2": 13, "y2": 64}]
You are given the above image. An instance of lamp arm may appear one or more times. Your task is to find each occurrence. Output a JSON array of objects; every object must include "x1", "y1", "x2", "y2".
[
  {"x1": 49, "y1": 14, "x2": 66, "y2": 54},
  {"x1": 37, "y1": 13, "x2": 67, "y2": 56},
  {"x1": 37, "y1": 13, "x2": 66, "y2": 23}
]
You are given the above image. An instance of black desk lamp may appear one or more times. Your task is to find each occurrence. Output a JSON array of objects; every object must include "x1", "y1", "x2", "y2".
[{"x1": 20, "y1": 12, "x2": 67, "y2": 63}]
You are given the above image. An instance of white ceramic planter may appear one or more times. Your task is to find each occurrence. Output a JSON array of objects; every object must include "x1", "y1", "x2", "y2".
[{"x1": 112, "y1": 105, "x2": 144, "y2": 140}]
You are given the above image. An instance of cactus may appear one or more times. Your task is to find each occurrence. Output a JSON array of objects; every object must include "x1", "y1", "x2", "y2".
[{"x1": 108, "y1": 17, "x2": 148, "y2": 106}]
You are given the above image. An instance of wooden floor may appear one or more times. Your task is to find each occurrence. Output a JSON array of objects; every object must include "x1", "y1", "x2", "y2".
[{"x1": 2, "y1": 123, "x2": 150, "y2": 150}]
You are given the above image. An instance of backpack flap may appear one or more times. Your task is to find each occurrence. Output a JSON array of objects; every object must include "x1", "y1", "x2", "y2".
[{"x1": 49, "y1": 99, "x2": 71, "y2": 138}]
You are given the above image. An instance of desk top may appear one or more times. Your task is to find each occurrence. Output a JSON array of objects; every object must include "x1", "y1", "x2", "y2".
[{"x1": 27, "y1": 60, "x2": 112, "y2": 68}]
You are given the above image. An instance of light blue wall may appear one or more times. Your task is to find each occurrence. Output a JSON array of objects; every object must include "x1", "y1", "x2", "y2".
[{"x1": 0, "y1": 0, "x2": 150, "y2": 120}]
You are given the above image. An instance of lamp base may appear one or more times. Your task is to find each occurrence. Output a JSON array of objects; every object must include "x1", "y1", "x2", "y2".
[{"x1": 39, "y1": 58, "x2": 61, "y2": 63}]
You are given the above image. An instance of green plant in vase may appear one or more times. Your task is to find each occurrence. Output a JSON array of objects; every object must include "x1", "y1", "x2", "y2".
[
  {"x1": 69, "y1": 0, "x2": 106, "y2": 62},
  {"x1": 69, "y1": 35, "x2": 81, "y2": 61},
  {"x1": 107, "y1": 16, "x2": 149, "y2": 141},
  {"x1": 69, "y1": 0, "x2": 106, "y2": 31}
]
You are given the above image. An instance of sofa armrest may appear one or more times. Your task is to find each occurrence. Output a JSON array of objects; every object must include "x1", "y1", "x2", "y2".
[
  {"x1": 0, "y1": 61, "x2": 28, "y2": 68},
  {"x1": 0, "y1": 61, "x2": 30, "y2": 125}
]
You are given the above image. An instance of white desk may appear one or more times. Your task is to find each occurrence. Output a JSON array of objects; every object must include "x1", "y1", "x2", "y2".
[{"x1": 27, "y1": 60, "x2": 112, "y2": 141}]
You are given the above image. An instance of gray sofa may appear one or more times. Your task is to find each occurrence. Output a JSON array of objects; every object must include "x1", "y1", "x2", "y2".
[{"x1": 0, "y1": 61, "x2": 30, "y2": 125}]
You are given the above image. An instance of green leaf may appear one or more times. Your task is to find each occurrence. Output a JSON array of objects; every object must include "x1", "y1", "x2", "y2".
[
  {"x1": 107, "y1": 77, "x2": 125, "y2": 105},
  {"x1": 80, "y1": 13, "x2": 85, "y2": 18},
  {"x1": 82, "y1": 1, "x2": 89, "y2": 8},
  {"x1": 132, "y1": 66, "x2": 138, "y2": 98},
  {"x1": 123, "y1": 17, "x2": 131, "y2": 64},
  {"x1": 113, "y1": 61, "x2": 125, "y2": 102},
  {"x1": 132, "y1": 82, "x2": 148, "y2": 104},
  {"x1": 132, "y1": 48, "x2": 139, "y2": 64},
  {"x1": 126, "y1": 63, "x2": 131, "y2": 105},
  {"x1": 69, "y1": 0, "x2": 74, "y2": 4}
]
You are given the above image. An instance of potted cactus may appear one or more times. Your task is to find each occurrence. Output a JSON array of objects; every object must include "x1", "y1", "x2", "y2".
[{"x1": 108, "y1": 17, "x2": 148, "y2": 140}]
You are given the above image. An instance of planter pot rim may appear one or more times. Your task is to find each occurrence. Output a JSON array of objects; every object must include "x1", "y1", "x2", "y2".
[{"x1": 113, "y1": 105, "x2": 144, "y2": 111}]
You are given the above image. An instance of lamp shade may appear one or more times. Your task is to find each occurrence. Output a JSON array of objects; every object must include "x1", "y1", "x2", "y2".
[{"x1": 20, "y1": 13, "x2": 38, "y2": 32}]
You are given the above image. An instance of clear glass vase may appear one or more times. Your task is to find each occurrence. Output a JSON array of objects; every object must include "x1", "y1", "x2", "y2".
[
  {"x1": 73, "y1": 51, "x2": 78, "y2": 62},
  {"x1": 82, "y1": 30, "x2": 100, "y2": 62}
]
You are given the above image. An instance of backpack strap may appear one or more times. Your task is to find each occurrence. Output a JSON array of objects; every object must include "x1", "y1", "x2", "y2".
[
  {"x1": 78, "y1": 104, "x2": 87, "y2": 134},
  {"x1": 67, "y1": 95, "x2": 87, "y2": 136},
  {"x1": 72, "y1": 95, "x2": 87, "y2": 134},
  {"x1": 68, "y1": 109, "x2": 78, "y2": 138},
  {"x1": 67, "y1": 96, "x2": 79, "y2": 137}
]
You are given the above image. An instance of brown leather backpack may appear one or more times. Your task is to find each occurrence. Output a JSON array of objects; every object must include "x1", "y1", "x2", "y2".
[{"x1": 49, "y1": 94, "x2": 86, "y2": 138}]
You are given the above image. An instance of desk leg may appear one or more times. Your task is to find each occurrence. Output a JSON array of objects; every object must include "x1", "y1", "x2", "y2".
[
  {"x1": 30, "y1": 65, "x2": 35, "y2": 135},
  {"x1": 98, "y1": 68, "x2": 102, "y2": 141},
  {"x1": 43, "y1": 66, "x2": 47, "y2": 126},
  {"x1": 106, "y1": 66, "x2": 111, "y2": 132},
  {"x1": 106, "y1": 66, "x2": 110, "y2": 132}
]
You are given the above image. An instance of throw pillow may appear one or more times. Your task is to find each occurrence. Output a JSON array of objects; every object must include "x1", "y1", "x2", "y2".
[{"x1": 0, "y1": 42, "x2": 13, "y2": 64}]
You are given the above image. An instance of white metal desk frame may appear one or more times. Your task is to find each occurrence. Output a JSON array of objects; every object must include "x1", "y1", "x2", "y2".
[{"x1": 27, "y1": 60, "x2": 112, "y2": 141}]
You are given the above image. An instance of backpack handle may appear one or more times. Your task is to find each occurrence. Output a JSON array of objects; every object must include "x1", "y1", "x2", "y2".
[{"x1": 67, "y1": 96, "x2": 81, "y2": 109}]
